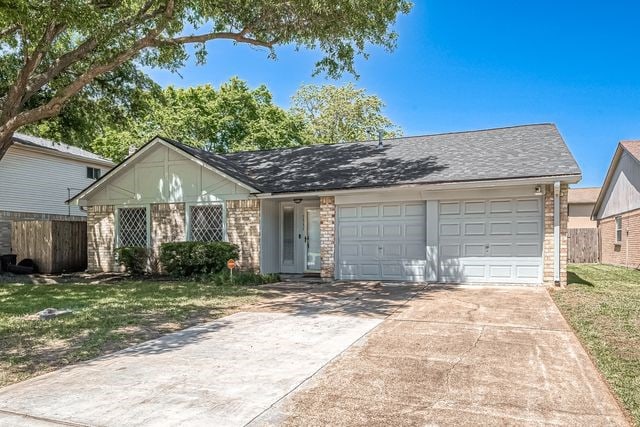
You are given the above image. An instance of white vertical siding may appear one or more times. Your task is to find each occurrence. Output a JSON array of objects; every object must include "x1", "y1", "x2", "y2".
[
  {"x1": 598, "y1": 151, "x2": 640, "y2": 219},
  {"x1": 260, "y1": 199, "x2": 280, "y2": 274},
  {"x1": 0, "y1": 146, "x2": 110, "y2": 216}
]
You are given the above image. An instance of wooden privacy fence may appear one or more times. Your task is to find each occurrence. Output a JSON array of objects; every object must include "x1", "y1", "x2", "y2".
[
  {"x1": 12, "y1": 220, "x2": 87, "y2": 273},
  {"x1": 568, "y1": 228, "x2": 599, "y2": 264}
]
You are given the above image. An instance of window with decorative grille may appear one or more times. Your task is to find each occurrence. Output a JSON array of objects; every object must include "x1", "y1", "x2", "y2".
[
  {"x1": 190, "y1": 204, "x2": 224, "y2": 242},
  {"x1": 118, "y1": 207, "x2": 147, "y2": 247}
]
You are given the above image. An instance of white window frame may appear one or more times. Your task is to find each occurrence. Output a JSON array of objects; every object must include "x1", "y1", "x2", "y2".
[
  {"x1": 186, "y1": 201, "x2": 227, "y2": 242},
  {"x1": 86, "y1": 166, "x2": 101, "y2": 180},
  {"x1": 115, "y1": 205, "x2": 151, "y2": 248},
  {"x1": 615, "y1": 215, "x2": 623, "y2": 244}
]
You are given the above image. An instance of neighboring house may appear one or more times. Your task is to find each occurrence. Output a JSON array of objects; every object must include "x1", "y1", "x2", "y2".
[
  {"x1": 592, "y1": 141, "x2": 640, "y2": 269},
  {"x1": 568, "y1": 187, "x2": 599, "y2": 228},
  {"x1": 0, "y1": 133, "x2": 114, "y2": 255},
  {"x1": 69, "y1": 123, "x2": 581, "y2": 286}
]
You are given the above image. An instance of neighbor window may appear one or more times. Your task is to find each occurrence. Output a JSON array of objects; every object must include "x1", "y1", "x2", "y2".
[
  {"x1": 86, "y1": 167, "x2": 101, "y2": 180},
  {"x1": 189, "y1": 204, "x2": 224, "y2": 242},
  {"x1": 118, "y1": 207, "x2": 148, "y2": 247},
  {"x1": 615, "y1": 216, "x2": 623, "y2": 243}
]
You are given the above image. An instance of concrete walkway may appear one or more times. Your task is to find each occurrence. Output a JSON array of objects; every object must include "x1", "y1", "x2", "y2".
[{"x1": 0, "y1": 283, "x2": 630, "y2": 426}]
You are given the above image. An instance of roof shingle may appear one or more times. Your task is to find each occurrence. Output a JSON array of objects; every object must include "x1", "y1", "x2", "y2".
[{"x1": 163, "y1": 123, "x2": 581, "y2": 194}]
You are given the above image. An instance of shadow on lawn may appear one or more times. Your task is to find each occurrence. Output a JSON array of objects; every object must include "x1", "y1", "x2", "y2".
[{"x1": 567, "y1": 271, "x2": 594, "y2": 287}]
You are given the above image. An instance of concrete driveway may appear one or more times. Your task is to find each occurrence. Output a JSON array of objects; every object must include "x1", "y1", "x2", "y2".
[{"x1": 0, "y1": 283, "x2": 629, "y2": 426}]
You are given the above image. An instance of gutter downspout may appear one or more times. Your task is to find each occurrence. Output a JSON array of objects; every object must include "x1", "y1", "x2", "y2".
[{"x1": 554, "y1": 181, "x2": 560, "y2": 285}]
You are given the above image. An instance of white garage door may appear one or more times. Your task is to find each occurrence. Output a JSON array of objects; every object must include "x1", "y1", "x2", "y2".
[
  {"x1": 337, "y1": 202, "x2": 426, "y2": 281},
  {"x1": 438, "y1": 197, "x2": 543, "y2": 284}
]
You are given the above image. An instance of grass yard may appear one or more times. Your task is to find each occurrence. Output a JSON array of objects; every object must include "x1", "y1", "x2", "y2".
[
  {"x1": 551, "y1": 264, "x2": 640, "y2": 426},
  {"x1": 0, "y1": 279, "x2": 265, "y2": 387}
]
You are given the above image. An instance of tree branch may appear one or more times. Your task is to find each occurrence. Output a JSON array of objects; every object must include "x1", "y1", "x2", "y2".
[{"x1": 156, "y1": 28, "x2": 276, "y2": 49}]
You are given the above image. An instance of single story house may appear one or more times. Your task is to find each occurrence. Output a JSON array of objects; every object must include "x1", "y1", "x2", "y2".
[
  {"x1": 567, "y1": 187, "x2": 599, "y2": 229},
  {"x1": 0, "y1": 133, "x2": 114, "y2": 255},
  {"x1": 592, "y1": 140, "x2": 640, "y2": 269},
  {"x1": 69, "y1": 123, "x2": 581, "y2": 286}
]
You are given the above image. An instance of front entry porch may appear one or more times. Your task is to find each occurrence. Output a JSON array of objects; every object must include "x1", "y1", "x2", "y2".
[{"x1": 260, "y1": 198, "x2": 322, "y2": 276}]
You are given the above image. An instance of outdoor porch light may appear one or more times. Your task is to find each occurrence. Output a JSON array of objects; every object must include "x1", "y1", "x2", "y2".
[{"x1": 293, "y1": 198, "x2": 302, "y2": 204}]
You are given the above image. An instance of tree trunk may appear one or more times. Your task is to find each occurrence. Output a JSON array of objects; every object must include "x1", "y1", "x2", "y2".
[{"x1": 0, "y1": 129, "x2": 14, "y2": 161}]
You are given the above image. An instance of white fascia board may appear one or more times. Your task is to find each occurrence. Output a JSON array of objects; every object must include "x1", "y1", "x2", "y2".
[{"x1": 13, "y1": 143, "x2": 115, "y2": 168}]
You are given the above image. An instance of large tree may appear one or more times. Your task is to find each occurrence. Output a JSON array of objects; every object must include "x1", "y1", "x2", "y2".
[
  {"x1": 0, "y1": 0, "x2": 412, "y2": 160},
  {"x1": 290, "y1": 83, "x2": 401, "y2": 145},
  {"x1": 91, "y1": 78, "x2": 309, "y2": 161}
]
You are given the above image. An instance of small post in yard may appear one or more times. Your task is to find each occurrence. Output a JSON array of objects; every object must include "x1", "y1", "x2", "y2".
[{"x1": 227, "y1": 259, "x2": 236, "y2": 282}]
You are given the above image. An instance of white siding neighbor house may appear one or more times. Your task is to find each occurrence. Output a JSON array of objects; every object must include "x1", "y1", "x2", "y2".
[
  {"x1": 0, "y1": 133, "x2": 114, "y2": 254},
  {"x1": 70, "y1": 124, "x2": 581, "y2": 287}
]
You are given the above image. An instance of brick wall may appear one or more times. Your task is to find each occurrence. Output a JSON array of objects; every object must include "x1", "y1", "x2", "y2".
[
  {"x1": 320, "y1": 196, "x2": 336, "y2": 279},
  {"x1": 0, "y1": 210, "x2": 85, "y2": 255},
  {"x1": 150, "y1": 203, "x2": 186, "y2": 272},
  {"x1": 543, "y1": 183, "x2": 569, "y2": 287},
  {"x1": 86, "y1": 205, "x2": 117, "y2": 272},
  {"x1": 226, "y1": 199, "x2": 260, "y2": 271},
  {"x1": 599, "y1": 208, "x2": 640, "y2": 269}
]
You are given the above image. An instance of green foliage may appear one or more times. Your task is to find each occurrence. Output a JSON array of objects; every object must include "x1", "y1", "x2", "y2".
[
  {"x1": 207, "y1": 271, "x2": 280, "y2": 286},
  {"x1": 290, "y1": 83, "x2": 402, "y2": 145},
  {"x1": 0, "y1": 0, "x2": 412, "y2": 159},
  {"x1": 88, "y1": 78, "x2": 310, "y2": 161},
  {"x1": 159, "y1": 241, "x2": 239, "y2": 277},
  {"x1": 114, "y1": 246, "x2": 149, "y2": 275}
]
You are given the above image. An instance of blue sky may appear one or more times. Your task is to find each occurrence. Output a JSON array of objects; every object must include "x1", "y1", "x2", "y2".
[{"x1": 147, "y1": 1, "x2": 640, "y2": 188}]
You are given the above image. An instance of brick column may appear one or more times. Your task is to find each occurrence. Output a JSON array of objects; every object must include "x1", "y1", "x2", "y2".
[
  {"x1": 87, "y1": 205, "x2": 117, "y2": 272},
  {"x1": 543, "y1": 183, "x2": 568, "y2": 286},
  {"x1": 320, "y1": 196, "x2": 336, "y2": 279},
  {"x1": 226, "y1": 199, "x2": 261, "y2": 272},
  {"x1": 151, "y1": 203, "x2": 186, "y2": 272}
]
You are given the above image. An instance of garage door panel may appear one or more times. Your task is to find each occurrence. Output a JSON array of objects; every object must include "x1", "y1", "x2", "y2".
[
  {"x1": 489, "y1": 200, "x2": 513, "y2": 214},
  {"x1": 439, "y1": 196, "x2": 543, "y2": 284},
  {"x1": 339, "y1": 224, "x2": 358, "y2": 238},
  {"x1": 464, "y1": 201, "x2": 486, "y2": 214},
  {"x1": 464, "y1": 222, "x2": 486, "y2": 236},
  {"x1": 464, "y1": 243, "x2": 485, "y2": 257},
  {"x1": 516, "y1": 198, "x2": 541, "y2": 213},
  {"x1": 339, "y1": 244, "x2": 359, "y2": 257},
  {"x1": 382, "y1": 224, "x2": 402, "y2": 237},
  {"x1": 440, "y1": 223, "x2": 460, "y2": 236},
  {"x1": 405, "y1": 203, "x2": 426, "y2": 216},
  {"x1": 338, "y1": 206, "x2": 358, "y2": 219},
  {"x1": 360, "y1": 244, "x2": 378, "y2": 257},
  {"x1": 337, "y1": 201, "x2": 426, "y2": 281},
  {"x1": 516, "y1": 220, "x2": 540, "y2": 235}
]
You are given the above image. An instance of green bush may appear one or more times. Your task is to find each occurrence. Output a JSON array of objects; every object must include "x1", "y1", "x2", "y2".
[
  {"x1": 115, "y1": 247, "x2": 148, "y2": 275},
  {"x1": 208, "y1": 271, "x2": 280, "y2": 286},
  {"x1": 159, "y1": 241, "x2": 239, "y2": 277}
]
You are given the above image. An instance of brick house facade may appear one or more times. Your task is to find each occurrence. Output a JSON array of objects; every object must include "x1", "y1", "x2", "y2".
[
  {"x1": 73, "y1": 126, "x2": 579, "y2": 285},
  {"x1": 598, "y1": 209, "x2": 640, "y2": 269}
]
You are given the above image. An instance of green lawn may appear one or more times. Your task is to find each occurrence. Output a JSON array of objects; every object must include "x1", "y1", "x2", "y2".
[
  {"x1": 0, "y1": 280, "x2": 264, "y2": 387},
  {"x1": 552, "y1": 264, "x2": 640, "y2": 425}
]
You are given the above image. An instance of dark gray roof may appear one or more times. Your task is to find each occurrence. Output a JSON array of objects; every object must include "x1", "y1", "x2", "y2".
[
  {"x1": 12, "y1": 132, "x2": 113, "y2": 165},
  {"x1": 164, "y1": 123, "x2": 581, "y2": 194}
]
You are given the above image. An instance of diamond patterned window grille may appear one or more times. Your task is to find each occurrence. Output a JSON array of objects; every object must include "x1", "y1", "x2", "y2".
[
  {"x1": 190, "y1": 204, "x2": 224, "y2": 242},
  {"x1": 118, "y1": 208, "x2": 147, "y2": 247}
]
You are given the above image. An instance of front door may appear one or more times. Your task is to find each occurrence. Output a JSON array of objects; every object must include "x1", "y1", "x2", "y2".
[{"x1": 305, "y1": 208, "x2": 321, "y2": 272}]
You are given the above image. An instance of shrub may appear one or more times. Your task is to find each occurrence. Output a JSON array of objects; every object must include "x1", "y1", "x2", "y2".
[
  {"x1": 115, "y1": 247, "x2": 149, "y2": 275},
  {"x1": 208, "y1": 271, "x2": 280, "y2": 286},
  {"x1": 159, "y1": 241, "x2": 239, "y2": 277}
]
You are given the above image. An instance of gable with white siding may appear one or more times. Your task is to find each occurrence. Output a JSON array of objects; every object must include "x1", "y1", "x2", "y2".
[{"x1": 84, "y1": 143, "x2": 250, "y2": 206}]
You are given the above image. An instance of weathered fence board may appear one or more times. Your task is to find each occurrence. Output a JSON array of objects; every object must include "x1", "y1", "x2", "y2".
[
  {"x1": 11, "y1": 220, "x2": 87, "y2": 273},
  {"x1": 568, "y1": 228, "x2": 599, "y2": 263}
]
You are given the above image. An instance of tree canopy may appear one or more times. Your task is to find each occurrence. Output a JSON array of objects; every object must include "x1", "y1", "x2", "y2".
[
  {"x1": 88, "y1": 78, "x2": 309, "y2": 161},
  {"x1": 0, "y1": 0, "x2": 412, "y2": 159},
  {"x1": 290, "y1": 83, "x2": 401, "y2": 144}
]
